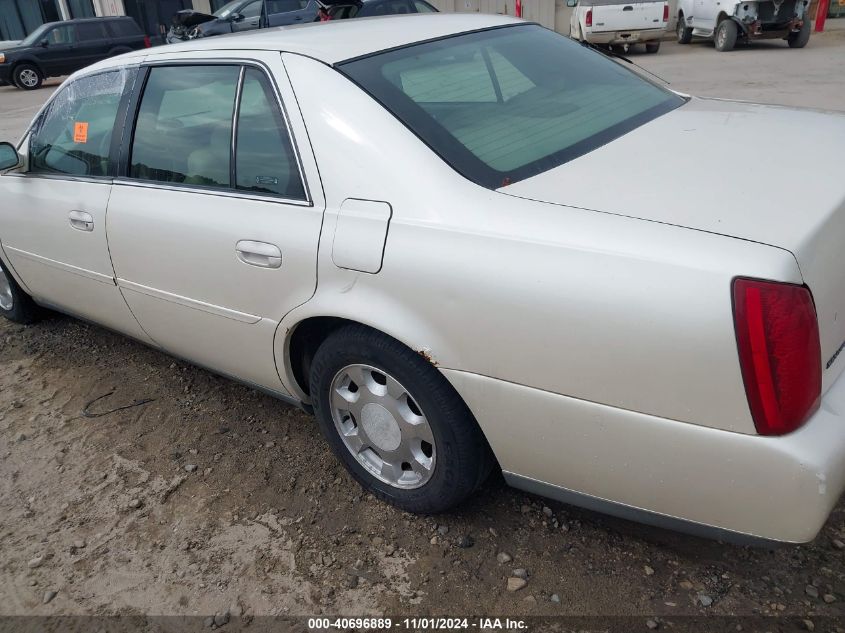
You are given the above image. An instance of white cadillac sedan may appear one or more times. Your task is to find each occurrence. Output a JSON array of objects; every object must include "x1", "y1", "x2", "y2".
[{"x1": 1, "y1": 14, "x2": 844, "y2": 545}]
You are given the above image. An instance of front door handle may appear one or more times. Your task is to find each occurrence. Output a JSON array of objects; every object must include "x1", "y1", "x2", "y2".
[
  {"x1": 236, "y1": 240, "x2": 282, "y2": 269},
  {"x1": 69, "y1": 210, "x2": 94, "y2": 232}
]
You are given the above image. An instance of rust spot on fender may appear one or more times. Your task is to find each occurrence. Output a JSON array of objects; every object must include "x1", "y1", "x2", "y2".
[{"x1": 418, "y1": 348, "x2": 438, "y2": 367}]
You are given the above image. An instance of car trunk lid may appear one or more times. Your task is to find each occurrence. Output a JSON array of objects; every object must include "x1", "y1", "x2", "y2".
[{"x1": 500, "y1": 96, "x2": 845, "y2": 392}]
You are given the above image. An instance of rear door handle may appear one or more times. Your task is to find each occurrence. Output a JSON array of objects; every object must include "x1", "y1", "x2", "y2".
[
  {"x1": 236, "y1": 240, "x2": 282, "y2": 269},
  {"x1": 69, "y1": 210, "x2": 94, "y2": 232}
]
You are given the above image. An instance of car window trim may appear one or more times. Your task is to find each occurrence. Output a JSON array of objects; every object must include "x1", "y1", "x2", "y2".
[
  {"x1": 24, "y1": 66, "x2": 139, "y2": 183},
  {"x1": 230, "y1": 67, "x2": 246, "y2": 190},
  {"x1": 120, "y1": 58, "x2": 311, "y2": 206}
]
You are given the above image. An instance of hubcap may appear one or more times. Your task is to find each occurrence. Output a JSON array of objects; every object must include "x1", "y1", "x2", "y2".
[
  {"x1": 19, "y1": 69, "x2": 38, "y2": 88},
  {"x1": 330, "y1": 364, "x2": 436, "y2": 489},
  {"x1": 0, "y1": 269, "x2": 13, "y2": 311},
  {"x1": 717, "y1": 26, "x2": 726, "y2": 46}
]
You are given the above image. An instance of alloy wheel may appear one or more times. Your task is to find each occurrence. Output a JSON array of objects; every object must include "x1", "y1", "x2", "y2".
[
  {"x1": 18, "y1": 69, "x2": 39, "y2": 88},
  {"x1": 330, "y1": 364, "x2": 436, "y2": 489}
]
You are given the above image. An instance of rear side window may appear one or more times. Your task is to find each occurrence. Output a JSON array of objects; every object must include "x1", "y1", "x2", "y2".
[
  {"x1": 130, "y1": 65, "x2": 239, "y2": 186},
  {"x1": 266, "y1": 0, "x2": 309, "y2": 11},
  {"x1": 76, "y1": 22, "x2": 108, "y2": 41},
  {"x1": 413, "y1": 1, "x2": 436, "y2": 11},
  {"x1": 107, "y1": 19, "x2": 141, "y2": 37},
  {"x1": 29, "y1": 70, "x2": 129, "y2": 178},
  {"x1": 235, "y1": 68, "x2": 305, "y2": 199},
  {"x1": 129, "y1": 65, "x2": 306, "y2": 200},
  {"x1": 366, "y1": 0, "x2": 414, "y2": 15}
]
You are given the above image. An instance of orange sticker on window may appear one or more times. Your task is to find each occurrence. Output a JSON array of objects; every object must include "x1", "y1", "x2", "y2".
[{"x1": 73, "y1": 122, "x2": 89, "y2": 144}]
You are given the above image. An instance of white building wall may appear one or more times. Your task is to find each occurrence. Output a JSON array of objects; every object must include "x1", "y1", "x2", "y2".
[
  {"x1": 93, "y1": 0, "x2": 126, "y2": 16},
  {"x1": 56, "y1": 0, "x2": 72, "y2": 20}
]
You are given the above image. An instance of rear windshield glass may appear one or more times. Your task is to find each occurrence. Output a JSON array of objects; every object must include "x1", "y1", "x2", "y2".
[{"x1": 338, "y1": 24, "x2": 684, "y2": 189}]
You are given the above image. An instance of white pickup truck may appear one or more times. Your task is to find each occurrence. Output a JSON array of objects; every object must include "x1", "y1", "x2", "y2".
[
  {"x1": 568, "y1": 0, "x2": 669, "y2": 52},
  {"x1": 676, "y1": 0, "x2": 812, "y2": 51}
]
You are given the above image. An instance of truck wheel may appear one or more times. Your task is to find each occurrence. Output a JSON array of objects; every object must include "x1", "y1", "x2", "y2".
[
  {"x1": 645, "y1": 41, "x2": 661, "y2": 53},
  {"x1": 0, "y1": 260, "x2": 41, "y2": 324},
  {"x1": 714, "y1": 19, "x2": 738, "y2": 51},
  {"x1": 677, "y1": 14, "x2": 693, "y2": 43},
  {"x1": 787, "y1": 18, "x2": 811, "y2": 48},
  {"x1": 310, "y1": 324, "x2": 493, "y2": 514}
]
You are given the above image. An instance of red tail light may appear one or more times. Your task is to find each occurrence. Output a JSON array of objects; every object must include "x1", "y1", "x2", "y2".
[
  {"x1": 733, "y1": 278, "x2": 821, "y2": 436},
  {"x1": 586, "y1": 9, "x2": 593, "y2": 27},
  {"x1": 143, "y1": 35, "x2": 152, "y2": 48},
  {"x1": 662, "y1": 3, "x2": 669, "y2": 21}
]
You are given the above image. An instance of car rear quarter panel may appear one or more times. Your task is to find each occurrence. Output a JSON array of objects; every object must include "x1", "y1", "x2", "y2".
[{"x1": 278, "y1": 53, "x2": 802, "y2": 437}]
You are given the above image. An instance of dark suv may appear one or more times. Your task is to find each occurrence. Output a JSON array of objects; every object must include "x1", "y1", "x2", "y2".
[{"x1": 0, "y1": 17, "x2": 150, "y2": 91}]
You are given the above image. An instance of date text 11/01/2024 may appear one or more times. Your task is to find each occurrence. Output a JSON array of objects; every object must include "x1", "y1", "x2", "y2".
[{"x1": 307, "y1": 618, "x2": 529, "y2": 630}]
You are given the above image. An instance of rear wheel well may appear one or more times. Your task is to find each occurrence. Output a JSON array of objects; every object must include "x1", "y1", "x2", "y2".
[{"x1": 288, "y1": 316, "x2": 356, "y2": 397}]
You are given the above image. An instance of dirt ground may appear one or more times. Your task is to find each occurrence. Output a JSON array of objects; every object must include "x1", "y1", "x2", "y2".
[
  {"x1": 2, "y1": 23, "x2": 845, "y2": 628},
  {"x1": 3, "y1": 316, "x2": 845, "y2": 625}
]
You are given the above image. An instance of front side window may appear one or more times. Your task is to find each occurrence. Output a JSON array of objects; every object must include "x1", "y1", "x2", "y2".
[
  {"x1": 130, "y1": 65, "x2": 239, "y2": 186},
  {"x1": 413, "y1": 0, "x2": 436, "y2": 11},
  {"x1": 213, "y1": 0, "x2": 243, "y2": 17},
  {"x1": 46, "y1": 25, "x2": 76, "y2": 45},
  {"x1": 130, "y1": 65, "x2": 306, "y2": 200},
  {"x1": 340, "y1": 24, "x2": 684, "y2": 188},
  {"x1": 240, "y1": 0, "x2": 263, "y2": 18},
  {"x1": 29, "y1": 70, "x2": 128, "y2": 177}
]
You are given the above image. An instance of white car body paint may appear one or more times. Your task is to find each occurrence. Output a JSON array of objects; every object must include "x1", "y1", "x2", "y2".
[{"x1": 1, "y1": 14, "x2": 844, "y2": 543}]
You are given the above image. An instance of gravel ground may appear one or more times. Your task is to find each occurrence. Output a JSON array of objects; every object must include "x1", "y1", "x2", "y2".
[{"x1": 2, "y1": 24, "x2": 845, "y2": 627}]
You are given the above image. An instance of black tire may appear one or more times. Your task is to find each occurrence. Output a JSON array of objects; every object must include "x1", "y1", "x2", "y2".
[
  {"x1": 714, "y1": 19, "x2": 738, "y2": 51},
  {"x1": 0, "y1": 259, "x2": 41, "y2": 324},
  {"x1": 310, "y1": 324, "x2": 493, "y2": 514},
  {"x1": 677, "y1": 14, "x2": 693, "y2": 43},
  {"x1": 787, "y1": 17, "x2": 811, "y2": 48},
  {"x1": 13, "y1": 64, "x2": 43, "y2": 90},
  {"x1": 645, "y1": 41, "x2": 661, "y2": 53}
]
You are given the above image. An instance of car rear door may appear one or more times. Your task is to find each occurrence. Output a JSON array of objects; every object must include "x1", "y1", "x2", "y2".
[
  {"x1": 105, "y1": 51, "x2": 325, "y2": 394},
  {"x1": 73, "y1": 21, "x2": 111, "y2": 69},
  {"x1": 0, "y1": 67, "x2": 153, "y2": 343}
]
